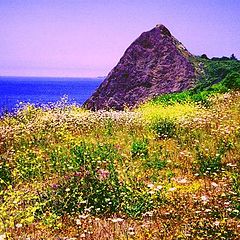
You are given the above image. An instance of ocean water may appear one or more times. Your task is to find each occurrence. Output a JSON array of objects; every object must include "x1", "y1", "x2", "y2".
[{"x1": 0, "y1": 76, "x2": 102, "y2": 115}]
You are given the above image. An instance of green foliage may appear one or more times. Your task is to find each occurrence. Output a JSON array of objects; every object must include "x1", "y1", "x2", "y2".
[
  {"x1": 120, "y1": 184, "x2": 164, "y2": 217},
  {"x1": 103, "y1": 119, "x2": 114, "y2": 136},
  {"x1": 208, "y1": 82, "x2": 228, "y2": 93},
  {"x1": 151, "y1": 89, "x2": 213, "y2": 107},
  {"x1": 144, "y1": 157, "x2": 167, "y2": 170},
  {"x1": 151, "y1": 118, "x2": 176, "y2": 138},
  {"x1": 222, "y1": 72, "x2": 240, "y2": 90},
  {"x1": 16, "y1": 152, "x2": 44, "y2": 180},
  {"x1": 131, "y1": 139, "x2": 148, "y2": 159},
  {"x1": 1, "y1": 87, "x2": 240, "y2": 237},
  {"x1": 151, "y1": 58, "x2": 240, "y2": 107},
  {"x1": 142, "y1": 146, "x2": 167, "y2": 170},
  {"x1": 42, "y1": 142, "x2": 164, "y2": 218},
  {"x1": 49, "y1": 147, "x2": 69, "y2": 174},
  {"x1": 193, "y1": 141, "x2": 231, "y2": 175},
  {"x1": 152, "y1": 91, "x2": 192, "y2": 106},
  {"x1": 0, "y1": 157, "x2": 12, "y2": 190},
  {"x1": 70, "y1": 142, "x2": 119, "y2": 172},
  {"x1": 232, "y1": 173, "x2": 240, "y2": 195},
  {"x1": 46, "y1": 169, "x2": 121, "y2": 215},
  {"x1": 190, "y1": 90, "x2": 212, "y2": 107},
  {"x1": 195, "y1": 149, "x2": 222, "y2": 175},
  {"x1": 196, "y1": 58, "x2": 240, "y2": 90},
  {"x1": 45, "y1": 143, "x2": 121, "y2": 215}
]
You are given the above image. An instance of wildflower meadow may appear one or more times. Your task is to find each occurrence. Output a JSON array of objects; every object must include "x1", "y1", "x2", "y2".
[{"x1": 0, "y1": 61, "x2": 240, "y2": 239}]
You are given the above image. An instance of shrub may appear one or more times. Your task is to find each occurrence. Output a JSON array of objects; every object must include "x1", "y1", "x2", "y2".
[
  {"x1": 222, "y1": 72, "x2": 240, "y2": 90},
  {"x1": 209, "y1": 82, "x2": 228, "y2": 93},
  {"x1": 190, "y1": 90, "x2": 211, "y2": 107},
  {"x1": 120, "y1": 184, "x2": 164, "y2": 217},
  {"x1": 193, "y1": 141, "x2": 231, "y2": 175},
  {"x1": 144, "y1": 157, "x2": 167, "y2": 170},
  {"x1": 131, "y1": 139, "x2": 148, "y2": 159},
  {"x1": 0, "y1": 157, "x2": 12, "y2": 190},
  {"x1": 151, "y1": 118, "x2": 176, "y2": 138},
  {"x1": 143, "y1": 148, "x2": 167, "y2": 170},
  {"x1": 195, "y1": 149, "x2": 222, "y2": 175},
  {"x1": 151, "y1": 91, "x2": 191, "y2": 106}
]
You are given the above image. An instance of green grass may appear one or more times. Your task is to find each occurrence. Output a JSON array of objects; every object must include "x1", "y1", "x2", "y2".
[{"x1": 150, "y1": 58, "x2": 240, "y2": 107}]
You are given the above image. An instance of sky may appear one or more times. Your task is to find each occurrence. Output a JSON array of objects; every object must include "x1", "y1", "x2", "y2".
[{"x1": 0, "y1": 0, "x2": 239, "y2": 77}]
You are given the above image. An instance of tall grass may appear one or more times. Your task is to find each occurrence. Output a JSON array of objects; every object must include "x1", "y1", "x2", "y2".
[{"x1": 0, "y1": 90, "x2": 240, "y2": 239}]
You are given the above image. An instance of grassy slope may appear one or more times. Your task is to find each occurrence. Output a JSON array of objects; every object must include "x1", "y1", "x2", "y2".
[{"x1": 0, "y1": 59, "x2": 240, "y2": 239}]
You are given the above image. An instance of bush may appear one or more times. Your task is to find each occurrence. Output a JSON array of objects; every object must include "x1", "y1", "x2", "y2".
[
  {"x1": 152, "y1": 91, "x2": 191, "y2": 106},
  {"x1": 151, "y1": 118, "x2": 176, "y2": 138},
  {"x1": 209, "y1": 82, "x2": 228, "y2": 93},
  {"x1": 191, "y1": 90, "x2": 211, "y2": 107},
  {"x1": 222, "y1": 72, "x2": 240, "y2": 90},
  {"x1": 120, "y1": 184, "x2": 164, "y2": 217},
  {"x1": 143, "y1": 157, "x2": 167, "y2": 170},
  {"x1": 0, "y1": 157, "x2": 12, "y2": 190},
  {"x1": 193, "y1": 141, "x2": 231, "y2": 175},
  {"x1": 131, "y1": 139, "x2": 148, "y2": 159}
]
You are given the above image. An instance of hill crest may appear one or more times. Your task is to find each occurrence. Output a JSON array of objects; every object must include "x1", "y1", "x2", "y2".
[{"x1": 84, "y1": 24, "x2": 197, "y2": 110}]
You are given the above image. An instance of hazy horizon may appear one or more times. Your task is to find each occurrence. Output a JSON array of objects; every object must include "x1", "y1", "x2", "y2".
[
  {"x1": 0, "y1": 75, "x2": 105, "y2": 79},
  {"x1": 1, "y1": 0, "x2": 239, "y2": 77}
]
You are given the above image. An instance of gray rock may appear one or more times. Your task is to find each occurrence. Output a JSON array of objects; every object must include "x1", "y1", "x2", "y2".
[{"x1": 84, "y1": 24, "x2": 196, "y2": 110}]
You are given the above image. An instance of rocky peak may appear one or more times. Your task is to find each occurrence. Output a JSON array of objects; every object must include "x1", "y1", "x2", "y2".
[
  {"x1": 84, "y1": 25, "x2": 196, "y2": 110},
  {"x1": 155, "y1": 23, "x2": 172, "y2": 36}
]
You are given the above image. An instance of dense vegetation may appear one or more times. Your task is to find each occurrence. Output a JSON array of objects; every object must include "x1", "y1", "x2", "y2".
[
  {"x1": 151, "y1": 57, "x2": 240, "y2": 107},
  {"x1": 0, "y1": 59, "x2": 240, "y2": 239}
]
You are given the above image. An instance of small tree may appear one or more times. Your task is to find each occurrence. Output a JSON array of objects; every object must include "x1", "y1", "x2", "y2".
[
  {"x1": 230, "y1": 54, "x2": 238, "y2": 61},
  {"x1": 200, "y1": 54, "x2": 208, "y2": 59}
]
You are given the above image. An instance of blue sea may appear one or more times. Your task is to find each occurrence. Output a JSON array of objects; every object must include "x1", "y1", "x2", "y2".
[{"x1": 0, "y1": 76, "x2": 103, "y2": 115}]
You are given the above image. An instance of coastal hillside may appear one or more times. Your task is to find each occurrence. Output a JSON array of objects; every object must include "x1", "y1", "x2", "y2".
[
  {"x1": 0, "y1": 62, "x2": 240, "y2": 238},
  {"x1": 84, "y1": 25, "x2": 240, "y2": 111}
]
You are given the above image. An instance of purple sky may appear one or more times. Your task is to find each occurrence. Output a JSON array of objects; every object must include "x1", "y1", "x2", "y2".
[{"x1": 0, "y1": 0, "x2": 239, "y2": 77}]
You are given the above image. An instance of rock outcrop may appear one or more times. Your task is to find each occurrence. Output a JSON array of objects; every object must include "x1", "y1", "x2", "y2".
[{"x1": 84, "y1": 24, "x2": 196, "y2": 110}]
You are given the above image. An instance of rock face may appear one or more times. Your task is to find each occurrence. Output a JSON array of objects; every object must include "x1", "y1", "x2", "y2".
[{"x1": 84, "y1": 24, "x2": 196, "y2": 110}]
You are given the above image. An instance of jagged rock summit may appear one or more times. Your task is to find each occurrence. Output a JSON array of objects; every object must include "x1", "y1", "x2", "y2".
[{"x1": 84, "y1": 24, "x2": 196, "y2": 110}]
